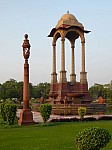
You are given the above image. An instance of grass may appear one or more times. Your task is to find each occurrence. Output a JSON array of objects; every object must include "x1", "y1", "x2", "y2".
[{"x1": 0, "y1": 121, "x2": 112, "y2": 150}]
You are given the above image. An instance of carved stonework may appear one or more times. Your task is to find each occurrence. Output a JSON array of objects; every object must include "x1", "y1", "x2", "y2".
[{"x1": 48, "y1": 13, "x2": 91, "y2": 111}]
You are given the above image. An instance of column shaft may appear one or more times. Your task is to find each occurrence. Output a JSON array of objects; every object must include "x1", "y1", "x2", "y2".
[
  {"x1": 51, "y1": 43, "x2": 57, "y2": 83},
  {"x1": 82, "y1": 42, "x2": 85, "y2": 72},
  {"x1": 61, "y1": 38, "x2": 65, "y2": 71},
  {"x1": 23, "y1": 62, "x2": 29, "y2": 109},
  {"x1": 59, "y1": 37, "x2": 66, "y2": 83},
  {"x1": 52, "y1": 44, "x2": 56, "y2": 73},
  {"x1": 71, "y1": 45, "x2": 75, "y2": 74},
  {"x1": 80, "y1": 41, "x2": 87, "y2": 84},
  {"x1": 70, "y1": 44, "x2": 76, "y2": 83}
]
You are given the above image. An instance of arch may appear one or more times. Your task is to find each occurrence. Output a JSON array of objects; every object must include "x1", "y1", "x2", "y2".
[
  {"x1": 52, "y1": 31, "x2": 61, "y2": 45},
  {"x1": 64, "y1": 28, "x2": 85, "y2": 43}
]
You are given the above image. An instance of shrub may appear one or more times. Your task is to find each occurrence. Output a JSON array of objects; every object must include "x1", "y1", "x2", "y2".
[
  {"x1": 78, "y1": 107, "x2": 86, "y2": 121},
  {"x1": 98, "y1": 116, "x2": 112, "y2": 121},
  {"x1": 39, "y1": 103, "x2": 52, "y2": 123},
  {"x1": 75, "y1": 127, "x2": 111, "y2": 150},
  {"x1": 83, "y1": 117, "x2": 96, "y2": 122},
  {"x1": 1, "y1": 103, "x2": 7, "y2": 122},
  {"x1": 1, "y1": 103, "x2": 17, "y2": 125},
  {"x1": 50, "y1": 117, "x2": 79, "y2": 123}
]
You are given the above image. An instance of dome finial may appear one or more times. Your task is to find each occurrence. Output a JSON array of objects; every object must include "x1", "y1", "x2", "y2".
[{"x1": 67, "y1": 11, "x2": 69, "y2": 14}]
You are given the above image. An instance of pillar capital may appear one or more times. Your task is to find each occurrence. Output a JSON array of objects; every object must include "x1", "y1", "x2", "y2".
[
  {"x1": 52, "y1": 43, "x2": 56, "y2": 47},
  {"x1": 61, "y1": 37, "x2": 65, "y2": 41},
  {"x1": 81, "y1": 38, "x2": 85, "y2": 43},
  {"x1": 71, "y1": 45, "x2": 75, "y2": 49}
]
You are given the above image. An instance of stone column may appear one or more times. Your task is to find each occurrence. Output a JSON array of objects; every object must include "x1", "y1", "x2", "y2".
[
  {"x1": 82, "y1": 41, "x2": 85, "y2": 72},
  {"x1": 61, "y1": 37, "x2": 65, "y2": 71},
  {"x1": 18, "y1": 34, "x2": 35, "y2": 126},
  {"x1": 23, "y1": 61, "x2": 30, "y2": 109},
  {"x1": 80, "y1": 41, "x2": 87, "y2": 83},
  {"x1": 70, "y1": 42, "x2": 76, "y2": 83},
  {"x1": 51, "y1": 43, "x2": 57, "y2": 83},
  {"x1": 59, "y1": 37, "x2": 66, "y2": 83}
]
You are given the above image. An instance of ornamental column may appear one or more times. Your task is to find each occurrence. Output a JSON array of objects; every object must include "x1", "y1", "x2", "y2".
[
  {"x1": 18, "y1": 34, "x2": 35, "y2": 126},
  {"x1": 51, "y1": 43, "x2": 57, "y2": 83},
  {"x1": 59, "y1": 37, "x2": 67, "y2": 83},
  {"x1": 80, "y1": 41, "x2": 87, "y2": 83},
  {"x1": 70, "y1": 42, "x2": 76, "y2": 83}
]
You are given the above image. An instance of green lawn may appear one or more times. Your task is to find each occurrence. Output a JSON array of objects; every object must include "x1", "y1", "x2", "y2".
[{"x1": 0, "y1": 121, "x2": 112, "y2": 150}]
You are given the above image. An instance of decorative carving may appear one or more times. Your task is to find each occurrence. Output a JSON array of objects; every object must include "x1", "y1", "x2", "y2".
[
  {"x1": 22, "y1": 34, "x2": 31, "y2": 60},
  {"x1": 18, "y1": 34, "x2": 34, "y2": 125}
]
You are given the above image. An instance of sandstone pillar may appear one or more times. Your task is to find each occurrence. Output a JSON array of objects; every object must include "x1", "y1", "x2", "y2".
[
  {"x1": 80, "y1": 41, "x2": 87, "y2": 83},
  {"x1": 51, "y1": 43, "x2": 57, "y2": 83},
  {"x1": 59, "y1": 37, "x2": 66, "y2": 83},
  {"x1": 18, "y1": 34, "x2": 35, "y2": 126},
  {"x1": 70, "y1": 43, "x2": 76, "y2": 83}
]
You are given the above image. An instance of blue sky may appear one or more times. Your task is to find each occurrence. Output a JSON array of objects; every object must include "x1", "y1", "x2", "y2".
[{"x1": 0, "y1": 0, "x2": 112, "y2": 87}]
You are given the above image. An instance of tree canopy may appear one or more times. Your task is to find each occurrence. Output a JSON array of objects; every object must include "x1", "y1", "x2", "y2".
[
  {"x1": 89, "y1": 83, "x2": 112, "y2": 103},
  {"x1": 0, "y1": 79, "x2": 50, "y2": 101}
]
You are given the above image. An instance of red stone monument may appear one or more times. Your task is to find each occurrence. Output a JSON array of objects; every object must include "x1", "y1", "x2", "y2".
[
  {"x1": 48, "y1": 12, "x2": 91, "y2": 108},
  {"x1": 18, "y1": 34, "x2": 35, "y2": 125}
]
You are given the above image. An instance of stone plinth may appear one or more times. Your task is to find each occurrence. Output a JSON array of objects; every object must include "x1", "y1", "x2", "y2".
[{"x1": 18, "y1": 109, "x2": 35, "y2": 125}]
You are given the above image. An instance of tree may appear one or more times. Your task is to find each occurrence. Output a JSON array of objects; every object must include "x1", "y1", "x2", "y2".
[
  {"x1": 17, "y1": 81, "x2": 23, "y2": 102},
  {"x1": 0, "y1": 79, "x2": 50, "y2": 101},
  {"x1": 89, "y1": 83, "x2": 112, "y2": 102},
  {"x1": 0, "y1": 79, "x2": 18, "y2": 99},
  {"x1": 36, "y1": 82, "x2": 50, "y2": 99}
]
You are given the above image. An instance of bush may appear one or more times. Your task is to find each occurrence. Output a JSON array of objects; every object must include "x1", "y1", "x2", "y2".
[
  {"x1": 39, "y1": 103, "x2": 52, "y2": 123},
  {"x1": 98, "y1": 116, "x2": 112, "y2": 121},
  {"x1": 1, "y1": 103, "x2": 7, "y2": 122},
  {"x1": 1, "y1": 103, "x2": 17, "y2": 125},
  {"x1": 75, "y1": 127, "x2": 111, "y2": 150},
  {"x1": 50, "y1": 117, "x2": 79, "y2": 123},
  {"x1": 83, "y1": 117, "x2": 96, "y2": 122},
  {"x1": 78, "y1": 107, "x2": 86, "y2": 121}
]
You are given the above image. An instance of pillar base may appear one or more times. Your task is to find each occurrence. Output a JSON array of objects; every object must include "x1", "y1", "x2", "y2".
[
  {"x1": 59, "y1": 71, "x2": 67, "y2": 83},
  {"x1": 18, "y1": 109, "x2": 35, "y2": 126},
  {"x1": 80, "y1": 71, "x2": 87, "y2": 84},
  {"x1": 70, "y1": 74, "x2": 76, "y2": 83},
  {"x1": 51, "y1": 72, "x2": 57, "y2": 83}
]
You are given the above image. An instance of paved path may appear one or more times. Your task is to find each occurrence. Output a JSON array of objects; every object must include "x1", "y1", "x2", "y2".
[
  {"x1": 17, "y1": 109, "x2": 82, "y2": 123},
  {"x1": 17, "y1": 109, "x2": 112, "y2": 123},
  {"x1": 17, "y1": 109, "x2": 65, "y2": 123}
]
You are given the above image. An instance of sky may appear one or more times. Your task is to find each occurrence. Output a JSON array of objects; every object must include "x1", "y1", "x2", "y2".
[{"x1": 0, "y1": 0, "x2": 112, "y2": 87}]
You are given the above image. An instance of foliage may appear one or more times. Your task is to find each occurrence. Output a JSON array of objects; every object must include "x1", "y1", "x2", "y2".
[
  {"x1": 36, "y1": 82, "x2": 50, "y2": 99},
  {"x1": 89, "y1": 83, "x2": 112, "y2": 102},
  {"x1": 1, "y1": 103, "x2": 17, "y2": 125},
  {"x1": 39, "y1": 103, "x2": 52, "y2": 123},
  {"x1": 0, "y1": 79, "x2": 23, "y2": 101},
  {"x1": 78, "y1": 107, "x2": 86, "y2": 121},
  {"x1": 75, "y1": 127, "x2": 111, "y2": 150},
  {"x1": 0, "y1": 79, "x2": 50, "y2": 101},
  {"x1": 1, "y1": 103, "x2": 7, "y2": 122}
]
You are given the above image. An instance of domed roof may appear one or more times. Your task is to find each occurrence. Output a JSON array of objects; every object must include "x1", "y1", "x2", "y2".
[{"x1": 56, "y1": 12, "x2": 84, "y2": 29}]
